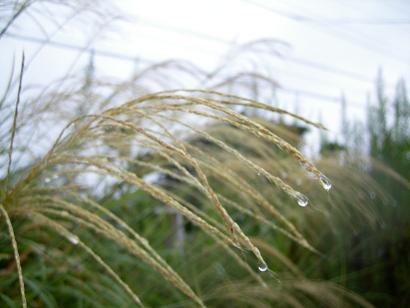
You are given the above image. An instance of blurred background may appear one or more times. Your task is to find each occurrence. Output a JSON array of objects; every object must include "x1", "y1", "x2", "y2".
[
  {"x1": 2, "y1": 0, "x2": 410, "y2": 138},
  {"x1": 1, "y1": 1, "x2": 410, "y2": 307}
]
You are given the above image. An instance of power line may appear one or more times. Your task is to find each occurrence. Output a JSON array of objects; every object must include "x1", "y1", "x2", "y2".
[
  {"x1": 5, "y1": 32, "x2": 148, "y2": 63},
  {"x1": 5, "y1": 32, "x2": 366, "y2": 108},
  {"x1": 130, "y1": 15, "x2": 231, "y2": 45},
  {"x1": 241, "y1": 0, "x2": 410, "y2": 25},
  {"x1": 241, "y1": 0, "x2": 410, "y2": 66},
  {"x1": 285, "y1": 56, "x2": 372, "y2": 83},
  {"x1": 304, "y1": 19, "x2": 410, "y2": 25},
  {"x1": 6, "y1": 30, "x2": 377, "y2": 86},
  {"x1": 282, "y1": 86, "x2": 364, "y2": 108},
  {"x1": 130, "y1": 15, "x2": 380, "y2": 85},
  {"x1": 279, "y1": 0, "x2": 410, "y2": 63}
]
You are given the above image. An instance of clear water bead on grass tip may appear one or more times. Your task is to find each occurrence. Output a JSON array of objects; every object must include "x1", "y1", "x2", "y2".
[
  {"x1": 257, "y1": 260, "x2": 268, "y2": 272},
  {"x1": 45, "y1": 174, "x2": 58, "y2": 183},
  {"x1": 67, "y1": 235, "x2": 79, "y2": 245},
  {"x1": 319, "y1": 174, "x2": 332, "y2": 191},
  {"x1": 294, "y1": 192, "x2": 309, "y2": 207}
]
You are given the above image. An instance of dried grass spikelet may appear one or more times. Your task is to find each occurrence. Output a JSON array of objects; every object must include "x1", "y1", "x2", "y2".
[
  {"x1": 16, "y1": 193, "x2": 206, "y2": 307},
  {"x1": 3, "y1": 89, "x2": 331, "y2": 307},
  {"x1": 0, "y1": 204, "x2": 27, "y2": 308},
  {"x1": 121, "y1": 90, "x2": 326, "y2": 178},
  {"x1": 28, "y1": 212, "x2": 145, "y2": 307}
]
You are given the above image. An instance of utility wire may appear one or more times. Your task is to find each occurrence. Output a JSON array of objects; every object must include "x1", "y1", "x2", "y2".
[
  {"x1": 130, "y1": 14, "x2": 379, "y2": 84},
  {"x1": 4, "y1": 32, "x2": 367, "y2": 108},
  {"x1": 5, "y1": 32, "x2": 147, "y2": 63},
  {"x1": 241, "y1": 0, "x2": 410, "y2": 25},
  {"x1": 277, "y1": 0, "x2": 410, "y2": 63},
  {"x1": 241, "y1": 0, "x2": 410, "y2": 66},
  {"x1": 5, "y1": 31, "x2": 376, "y2": 86},
  {"x1": 5, "y1": 9, "x2": 384, "y2": 86},
  {"x1": 304, "y1": 19, "x2": 410, "y2": 25}
]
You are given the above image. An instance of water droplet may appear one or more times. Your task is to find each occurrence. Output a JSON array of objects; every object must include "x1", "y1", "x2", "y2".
[
  {"x1": 369, "y1": 191, "x2": 376, "y2": 200},
  {"x1": 294, "y1": 192, "x2": 309, "y2": 207},
  {"x1": 257, "y1": 260, "x2": 268, "y2": 272},
  {"x1": 44, "y1": 177, "x2": 51, "y2": 183},
  {"x1": 67, "y1": 235, "x2": 79, "y2": 245},
  {"x1": 319, "y1": 174, "x2": 332, "y2": 191}
]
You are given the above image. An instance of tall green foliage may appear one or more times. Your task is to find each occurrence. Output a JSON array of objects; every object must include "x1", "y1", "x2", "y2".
[{"x1": 321, "y1": 73, "x2": 410, "y2": 306}]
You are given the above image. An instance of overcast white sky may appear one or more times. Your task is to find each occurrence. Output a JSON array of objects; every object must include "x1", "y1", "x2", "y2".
[{"x1": 1, "y1": 0, "x2": 410, "y2": 143}]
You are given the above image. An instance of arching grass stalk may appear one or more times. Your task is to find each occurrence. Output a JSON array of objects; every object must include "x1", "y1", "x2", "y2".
[
  {"x1": 0, "y1": 204, "x2": 27, "y2": 308},
  {"x1": 3, "y1": 90, "x2": 333, "y2": 307}
]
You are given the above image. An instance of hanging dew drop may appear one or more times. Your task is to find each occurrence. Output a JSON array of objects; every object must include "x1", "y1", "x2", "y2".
[
  {"x1": 294, "y1": 192, "x2": 308, "y2": 207},
  {"x1": 319, "y1": 174, "x2": 332, "y2": 191},
  {"x1": 297, "y1": 197, "x2": 308, "y2": 207},
  {"x1": 257, "y1": 260, "x2": 268, "y2": 272},
  {"x1": 67, "y1": 235, "x2": 79, "y2": 245}
]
